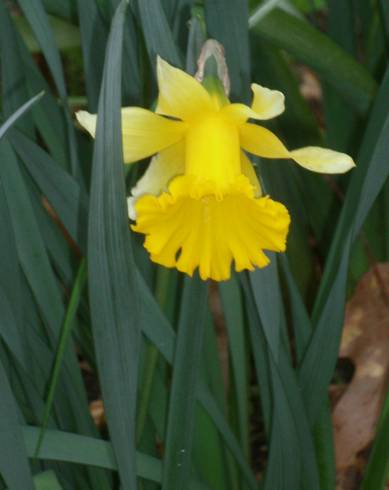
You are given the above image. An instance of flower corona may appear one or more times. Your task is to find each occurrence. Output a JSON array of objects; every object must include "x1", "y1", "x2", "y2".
[{"x1": 77, "y1": 57, "x2": 355, "y2": 281}]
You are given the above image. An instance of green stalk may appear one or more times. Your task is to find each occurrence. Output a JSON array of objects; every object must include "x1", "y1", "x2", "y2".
[
  {"x1": 34, "y1": 258, "x2": 87, "y2": 457},
  {"x1": 136, "y1": 267, "x2": 171, "y2": 444}
]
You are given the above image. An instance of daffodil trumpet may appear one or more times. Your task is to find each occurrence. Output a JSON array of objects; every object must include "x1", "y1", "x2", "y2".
[{"x1": 77, "y1": 56, "x2": 355, "y2": 281}]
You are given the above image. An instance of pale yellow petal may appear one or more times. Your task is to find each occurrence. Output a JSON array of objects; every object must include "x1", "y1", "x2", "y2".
[
  {"x1": 240, "y1": 123, "x2": 289, "y2": 159},
  {"x1": 121, "y1": 107, "x2": 186, "y2": 163},
  {"x1": 289, "y1": 147, "x2": 356, "y2": 174},
  {"x1": 221, "y1": 83, "x2": 285, "y2": 125},
  {"x1": 241, "y1": 152, "x2": 262, "y2": 196},
  {"x1": 128, "y1": 141, "x2": 185, "y2": 220},
  {"x1": 76, "y1": 110, "x2": 96, "y2": 136},
  {"x1": 220, "y1": 103, "x2": 257, "y2": 125},
  {"x1": 219, "y1": 85, "x2": 285, "y2": 125},
  {"x1": 250, "y1": 83, "x2": 285, "y2": 120},
  {"x1": 156, "y1": 57, "x2": 214, "y2": 121},
  {"x1": 240, "y1": 124, "x2": 355, "y2": 174},
  {"x1": 76, "y1": 108, "x2": 186, "y2": 164}
]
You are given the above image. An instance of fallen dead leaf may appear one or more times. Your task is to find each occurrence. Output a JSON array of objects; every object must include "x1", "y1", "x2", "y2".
[
  {"x1": 333, "y1": 263, "x2": 389, "y2": 489},
  {"x1": 90, "y1": 399, "x2": 105, "y2": 427}
]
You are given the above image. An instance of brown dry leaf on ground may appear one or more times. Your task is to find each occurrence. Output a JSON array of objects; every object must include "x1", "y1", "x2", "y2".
[
  {"x1": 90, "y1": 399, "x2": 105, "y2": 427},
  {"x1": 333, "y1": 263, "x2": 389, "y2": 489}
]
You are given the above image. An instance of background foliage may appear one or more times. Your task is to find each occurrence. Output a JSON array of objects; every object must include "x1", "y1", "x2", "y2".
[{"x1": 0, "y1": 0, "x2": 388, "y2": 489}]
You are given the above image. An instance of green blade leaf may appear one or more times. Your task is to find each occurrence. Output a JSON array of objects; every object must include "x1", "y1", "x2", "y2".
[
  {"x1": 0, "y1": 92, "x2": 44, "y2": 140},
  {"x1": 299, "y1": 66, "x2": 389, "y2": 424},
  {"x1": 87, "y1": 2, "x2": 141, "y2": 489},
  {"x1": 0, "y1": 1, "x2": 33, "y2": 134},
  {"x1": 249, "y1": 259, "x2": 282, "y2": 362},
  {"x1": 162, "y1": 277, "x2": 207, "y2": 490},
  {"x1": 14, "y1": 15, "x2": 81, "y2": 52},
  {"x1": 76, "y1": 0, "x2": 108, "y2": 110},
  {"x1": 23, "y1": 426, "x2": 162, "y2": 482},
  {"x1": 0, "y1": 181, "x2": 30, "y2": 368},
  {"x1": 380, "y1": 0, "x2": 389, "y2": 43},
  {"x1": 32, "y1": 471, "x2": 63, "y2": 490},
  {"x1": 250, "y1": 8, "x2": 377, "y2": 114},
  {"x1": 220, "y1": 278, "x2": 249, "y2": 458},
  {"x1": 10, "y1": 130, "x2": 88, "y2": 248},
  {"x1": 0, "y1": 359, "x2": 34, "y2": 490},
  {"x1": 137, "y1": 0, "x2": 182, "y2": 68},
  {"x1": 35, "y1": 259, "x2": 87, "y2": 455},
  {"x1": 17, "y1": 0, "x2": 80, "y2": 176},
  {"x1": 17, "y1": 0, "x2": 66, "y2": 97},
  {"x1": 4, "y1": 130, "x2": 256, "y2": 488},
  {"x1": 361, "y1": 386, "x2": 389, "y2": 489},
  {"x1": 323, "y1": 0, "x2": 357, "y2": 151},
  {"x1": 205, "y1": 0, "x2": 250, "y2": 100},
  {"x1": 242, "y1": 273, "x2": 320, "y2": 490},
  {"x1": 197, "y1": 386, "x2": 258, "y2": 490}
]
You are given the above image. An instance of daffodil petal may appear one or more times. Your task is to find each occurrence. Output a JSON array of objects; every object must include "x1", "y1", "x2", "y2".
[
  {"x1": 250, "y1": 83, "x2": 285, "y2": 120},
  {"x1": 156, "y1": 57, "x2": 214, "y2": 121},
  {"x1": 219, "y1": 85, "x2": 285, "y2": 125},
  {"x1": 76, "y1": 110, "x2": 97, "y2": 136},
  {"x1": 219, "y1": 103, "x2": 257, "y2": 125},
  {"x1": 289, "y1": 147, "x2": 356, "y2": 174},
  {"x1": 133, "y1": 175, "x2": 290, "y2": 281},
  {"x1": 241, "y1": 152, "x2": 262, "y2": 196},
  {"x1": 240, "y1": 123, "x2": 289, "y2": 159},
  {"x1": 128, "y1": 141, "x2": 185, "y2": 220},
  {"x1": 120, "y1": 107, "x2": 186, "y2": 163},
  {"x1": 76, "y1": 108, "x2": 186, "y2": 164},
  {"x1": 240, "y1": 124, "x2": 355, "y2": 173}
]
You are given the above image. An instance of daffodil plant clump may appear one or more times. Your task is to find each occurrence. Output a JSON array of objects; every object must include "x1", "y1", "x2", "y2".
[{"x1": 2, "y1": 1, "x2": 389, "y2": 488}]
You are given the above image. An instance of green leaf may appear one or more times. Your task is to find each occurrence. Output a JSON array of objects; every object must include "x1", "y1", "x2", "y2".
[
  {"x1": 250, "y1": 8, "x2": 377, "y2": 114},
  {"x1": 0, "y1": 181, "x2": 30, "y2": 368},
  {"x1": 14, "y1": 15, "x2": 80, "y2": 52},
  {"x1": 137, "y1": 0, "x2": 182, "y2": 68},
  {"x1": 242, "y1": 273, "x2": 320, "y2": 490},
  {"x1": 280, "y1": 256, "x2": 336, "y2": 489},
  {"x1": 23, "y1": 426, "x2": 162, "y2": 482},
  {"x1": 17, "y1": 0, "x2": 67, "y2": 97},
  {"x1": 0, "y1": 139, "x2": 65, "y2": 347},
  {"x1": 162, "y1": 277, "x2": 208, "y2": 489},
  {"x1": 17, "y1": 0, "x2": 80, "y2": 177},
  {"x1": 186, "y1": 7, "x2": 207, "y2": 75},
  {"x1": 41, "y1": 0, "x2": 77, "y2": 21},
  {"x1": 10, "y1": 130, "x2": 88, "y2": 248},
  {"x1": 0, "y1": 92, "x2": 44, "y2": 140},
  {"x1": 299, "y1": 66, "x2": 389, "y2": 425},
  {"x1": 205, "y1": 0, "x2": 250, "y2": 100},
  {"x1": 361, "y1": 386, "x2": 389, "y2": 489},
  {"x1": 220, "y1": 279, "x2": 249, "y2": 458},
  {"x1": 35, "y1": 259, "x2": 87, "y2": 455},
  {"x1": 33, "y1": 471, "x2": 63, "y2": 490},
  {"x1": 323, "y1": 0, "x2": 358, "y2": 152},
  {"x1": 0, "y1": 359, "x2": 34, "y2": 490},
  {"x1": 380, "y1": 0, "x2": 389, "y2": 43},
  {"x1": 122, "y1": 10, "x2": 142, "y2": 104},
  {"x1": 198, "y1": 387, "x2": 258, "y2": 490},
  {"x1": 76, "y1": 0, "x2": 108, "y2": 110},
  {"x1": 1, "y1": 132, "x2": 104, "y2": 488},
  {"x1": 249, "y1": 260, "x2": 282, "y2": 361},
  {"x1": 0, "y1": 3, "x2": 33, "y2": 135},
  {"x1": 87, "y1": 2, "x2": 140, "y2": 489},
  {"x1": 8, "y1": 130, "x2": 256, "y2": 488}
]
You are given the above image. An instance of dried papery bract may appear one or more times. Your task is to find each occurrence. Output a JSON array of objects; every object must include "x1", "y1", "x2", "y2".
[{"x1": 195, "y1": 39, "x2": 231, "y2": 95}]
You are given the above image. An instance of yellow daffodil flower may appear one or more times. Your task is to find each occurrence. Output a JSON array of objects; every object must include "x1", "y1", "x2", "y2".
[{"x1": 77, "y1": 57, "x2": 355, "y2": 281}]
